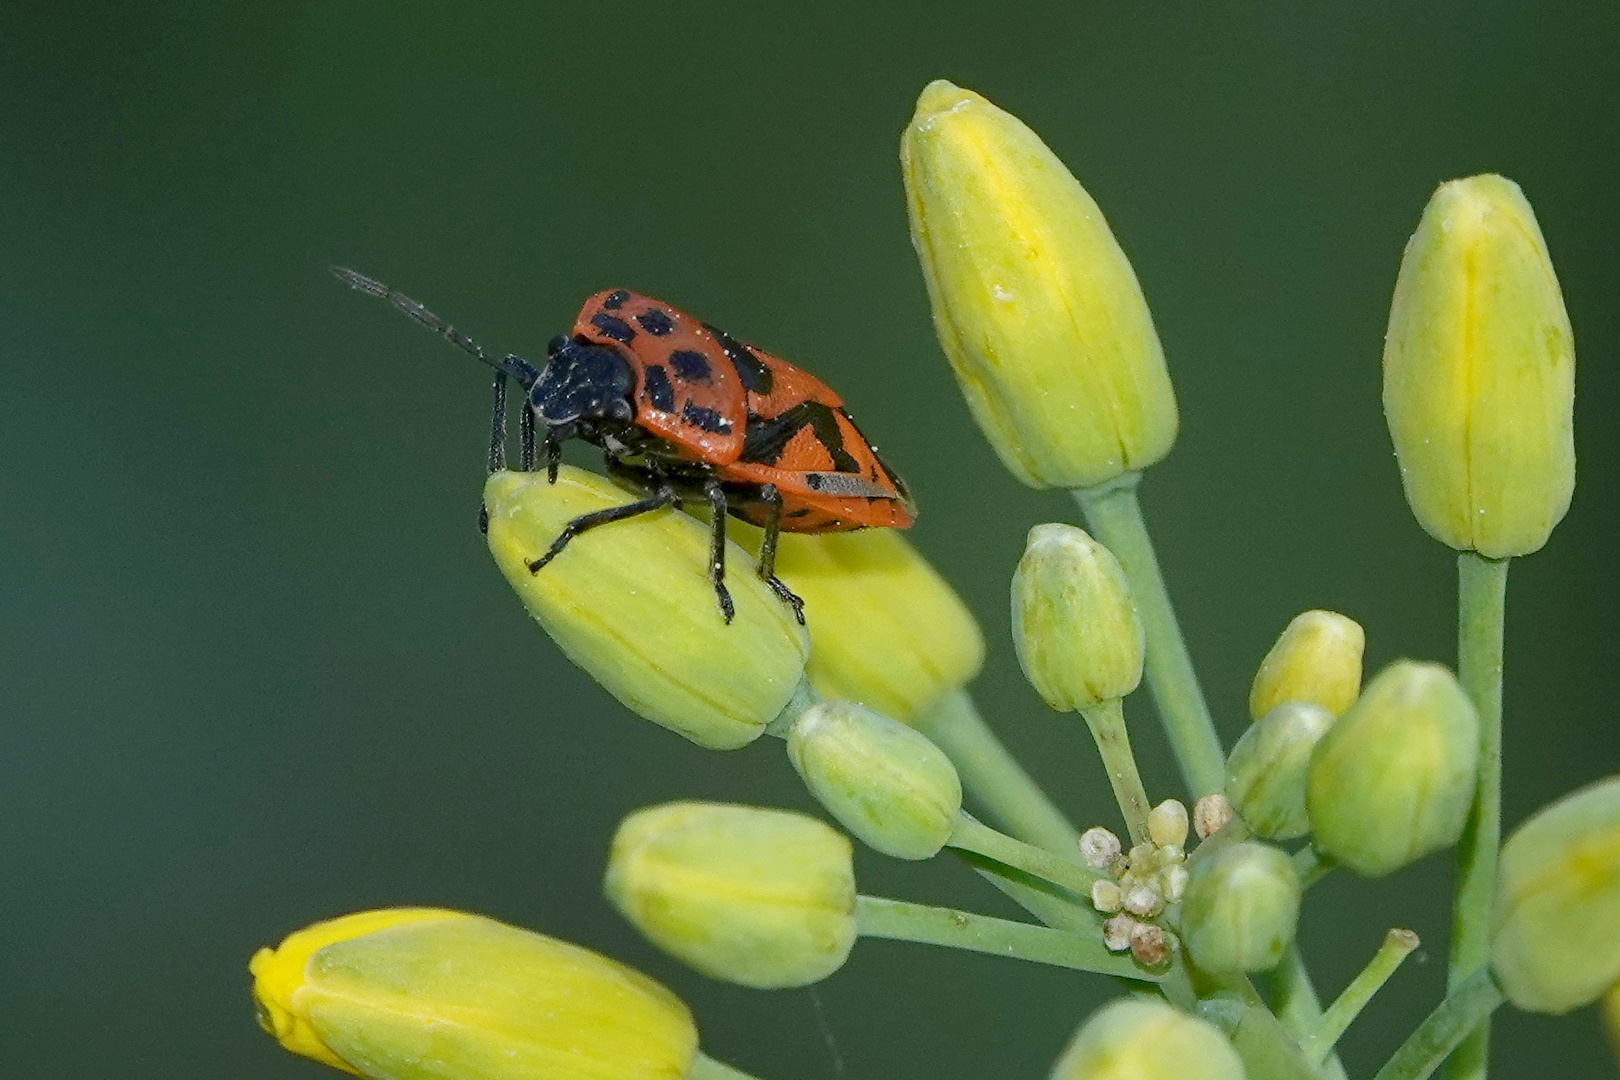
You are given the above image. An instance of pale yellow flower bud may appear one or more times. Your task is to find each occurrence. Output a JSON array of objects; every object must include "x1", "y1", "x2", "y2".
[
  {"x1": 1226, "y1": 702, "x2": 1335, "y2": 841},
  {"x1": 1383, "y1": 174, "x2": 1576, "y2": 558},
  {"x1": 1306, "y1": 660, "x2": 1478, "y2": 877},
  {"x1": 787, "y1": 700, "x2": 962, "y2": 860},
  {"x1": 1012, "y1": 524, "x2": 1144, "y2": 712},
  {"x1": 485, "y1": 468, "x2": 809, "y2": 750},
  {"x1": 1180, "y1": 842, "x2": 1302, "y2": 975},
  {"x1": 1050, "y1": 998, "x2": 1243, "y2": 1080},
  {"x1": 249, "y1": 908, "x2": 697, "y2": 1080},
  {"x1": 738, "y1": 527, "x2": 984, "y2": 723},
  {"x1": 604, "y1": 802, "x2": 857, "y2": 989},
  {"x1": 1492, "y1": 776, "x2": 1620, "y2": 1013},
  {"x1": 1249, "y1": 610, "x2": 1365, "y2": 720},
  {"x1": 901, "y1": 80, "x2": 1178, "y2": 489}
]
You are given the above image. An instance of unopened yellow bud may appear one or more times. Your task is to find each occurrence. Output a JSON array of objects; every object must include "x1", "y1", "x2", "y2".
[
  {"x1": 901, "y1": 80, "x2": 1178, "y2": 490},
  {"x1": 1180, "y1": 842, "x2": 1302, "y2": 975},
  {"x1": 485, "y1": 468, "x2": 809, "y2": 750},
  {"x1": 604, "y1": 802, "x2": 857, "y2": 988},
  {"x1": 787, "y1": 700, "x2": 962, "y2": 860},
  {"x1": 249, "y1": 908, "x2": 697, "y2": 1080},
  {"x1": 1492, "y1": 776, "x2": 1620, "y2": 1013},
  {"x1": 1307, "y1": 660, "x2": 1478, "y2": 877},
  {"x1": 1249, "y1": 610, "x2": 1365, "y2": 720},
  {"x1": 737, "y1": 527, "x2": 984, "y2": 722},
  {"x1": 1383, "y1": 174, "x2": 1576, "y2": 557},
  {"x1": 1226, "y1": 702, "x2": 1335, "y2": 841},
  {"x1": 1012, "y1": 524, "x2": 1143, "y2": 711},
  {"x1": 1050, "y1": 998, "x2": 1243, "y2": 1080}
]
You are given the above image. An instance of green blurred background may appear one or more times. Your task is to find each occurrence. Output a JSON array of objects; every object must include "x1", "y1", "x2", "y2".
[{"x1": 3, "y1": 2, "x2": 1616, "y2": 1076}]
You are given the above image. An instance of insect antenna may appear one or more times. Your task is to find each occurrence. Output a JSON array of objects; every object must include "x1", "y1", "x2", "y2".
[{"x1": 330, "y1": 266, "x2": 540, "y2": 387}]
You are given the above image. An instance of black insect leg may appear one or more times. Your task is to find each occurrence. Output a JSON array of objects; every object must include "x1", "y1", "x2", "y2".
[
  {"x1": 520, "y1": 405, "x2": 537, "y2": 472},
  {"x1": 478, "y1": 371, "x2": 509, "y2": 534},
  {"x1": 704, "y1": 480, "x2": 737, "y2": 625},
  {"x1": 543, "y1": 432, "x2": 561, "y2": 483},
  {"x1": 755, "y1": 484, "x2": 806, "y2": 625},
  {"x1": 526, "y1": 484, "x2": 677, "y2": 574}
]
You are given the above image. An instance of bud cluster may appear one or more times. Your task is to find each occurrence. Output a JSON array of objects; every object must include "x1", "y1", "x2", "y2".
[{"x1": 1081, "y1": 800, "x2": 1190, "y2": 968}]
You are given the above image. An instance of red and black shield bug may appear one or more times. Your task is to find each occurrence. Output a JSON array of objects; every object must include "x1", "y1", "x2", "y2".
[{"x1": 333, "y1": 269, "x2": 915, "y2": 625}]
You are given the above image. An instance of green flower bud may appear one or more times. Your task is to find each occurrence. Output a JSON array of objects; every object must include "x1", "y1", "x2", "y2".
[
  {"x1": 736, "y1": 526, "x2": 984, "y2": 722},
  {"x1": 1383, "y1": 174, "x2": 1575, "y2": 558},
  {"x1": 249, "y1": 908, "x2": 697, "y2": 1080},
  {"x1": 604, "y1": 802, "x2": 857, "y2": 988},
  {"x1": 1306, "y1": 660, "x2": 1478, "y2": 877},
  {"x1": 1248, "y1": 610, "x2": 1365, "y2": 720},
  {"x1": 901, "y1": 80, "x2": 1178, "y2": 490},
  {"x1": 1492, "y1": 775, "x2": 1620, "y2": 1013},
  {"x1": 1180, "y1": 842, "x2": 1302, "y2": 975},
  {"x1": 1012, "y1": 524, "x2": 1144, "y2": 711},
  {"x1": 485, "y1": 468, "x2": 810, "y2": 751},
  {"x1": 787, "y1": 700, "x2": 962, "y2": 860},
  {"x1": 1050, "y1": 998, "x2": 1243, "y2": 1080},
  {"x1": 1226, "y1": 702, "x2": 1335, "y2": 841}
]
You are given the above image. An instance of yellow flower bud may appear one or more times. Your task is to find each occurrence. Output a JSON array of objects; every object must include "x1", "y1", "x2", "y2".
[
  {"x1": 1226, "y1": 702, "x2": 1335, "y2": 841},
  {"x1": 249, "y1": 908, "x2": 697, "y2": 1080},
  {"x1": 1050, "y1": 998, "x2": 1243, "y2": 1080},
  {"x1": 901, "y1": 80, "x2": 1178, "y2": 490},
  {"x1": 787, "y1": 700, "x2": 962, "y2": 859},
  {"x1": 604, "y1": 801, "x2": 857, "y2": 988},
  {"x1": 1383, "y1": 174, "x2": 1576, "y2": 558},
  {"x1": 485, "y1": 468, "x2": 810, "y2": 750},
  {"x1": 1492, "y1": 776, "x2": 1620, "y2": 1013},
  {"x1": 1180, "y1": 842, "x2": 1302, "y2": 975},
  {"x1": 1248, "y1": 610, "x2": 1365, "y2": 720},
  {"x1": 734, "y1": 526, "x2": 984, "y2": 723},
  {"x1": 1307, "y1": 660, "x2": 1478, "y2": 877},
  {"x1": 1012, "y1": 524, "x2": 1144, "y2": 711}
]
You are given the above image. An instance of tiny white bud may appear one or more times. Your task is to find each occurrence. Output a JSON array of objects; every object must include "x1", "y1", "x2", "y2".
[
  {"x1": 1080, "y1": 826, "x2": 1123, "y2": 871},
  {"x1": 1127, "y1": 842, "x2": 1155, "y2": 870},
  {"x1": 1102, "y1": 914, "x2": 1137, "y2": 952},
  {"x1": 1160, "y1": 864, "x2": 1190, "y2": 903},
  {"x1": 1148, "y1": 799, "x2": 1190, "y2": 849},
  {"x1": 1129, "y1": 922, "x2": 1173, "y2": 967},
  {"x1": 1091, "y1": 880, "x2": 1123, "y2": 914},
  {"x1": 1194, "y1": 793, "x2": 1235, "y2": 840},
  {"x1": 1124, "y1": 884, "x2": 1164, "y2": 918}
]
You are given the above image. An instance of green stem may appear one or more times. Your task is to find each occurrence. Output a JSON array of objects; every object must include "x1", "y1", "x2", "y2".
[
  {"x1": 1303, "y1": 929, "x2": 1421, "y2": 1066},
  {"x1": 1080, "y1": 698, "x2": 1153, "y2": 844},
  {"x1": 1195, "y1": 984, "x2": 1325, "y2": 1080},
  {"x1": 948, "y1": 812, "x2": 1101, "y2": 898},
  {"x1": 854, "y1": 894, "x2": 1159, "y2": 981},
  {"x1": 952, "y1": 849, "x2": 1101, "y2": 933},
  {"x1": 1374, "y1": 969, "x2": 1505, "y2": 1080},
  {"x1": 688, "y1": 1052, "x2": 768, "y2": 1080},
  {"x1": 1443, "y1": 553, "x2": 1508, "y2": 1080},
  {"x1": 915, "y1": 688, "x2": 1077, "y2": 854},
  {"x1": 1073, "y1": 474, "x2": 1225, "y2": 797},
  {"x1": 1291, "y1": 842, "x2": 1336, "y2": 889},
  {"x1": 1271, "y1": 948, "x2": 1350, "y2": 1080}
]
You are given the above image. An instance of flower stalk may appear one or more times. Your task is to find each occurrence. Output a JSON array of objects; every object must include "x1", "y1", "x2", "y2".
[
  {"x1": 947, "y1": 812, "x2": 1101, "y2": 898},
  {"x1": 1373, "y1": 969, "x2": 1505, "y2": 1080},
  {"x1": 1304, "y1": 929, "x2": 1421, "y2": 1066}
]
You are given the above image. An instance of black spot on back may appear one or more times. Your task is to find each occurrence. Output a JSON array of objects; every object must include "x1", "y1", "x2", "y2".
[
  {"x1": 787, "y1": 507, "x2": 813, "y2": 518},
  {"x1": 591, "y1": 313, "x2": 636, "y2": 343},
  {"x1": 668, "y1": 349, "x2": 713, "y2": 383},
  {"x1": 703, "y1": 323, "x2": 774, "y2": 395},
  {"x1": 636, "y1": 309, "x2": 675, "y2": 336},
  {"x1": 740, "y1": 401, "x2": 860, "y2": 472},
  {"x1": 602, "y1": 289, "x2": 630, "y2": 310},
  {"x1": 681, "y1": 401, "x2": 732, "y2": 434},
  {"x1": 643, "y1": 365, "x2": 676, "y2": 412}
]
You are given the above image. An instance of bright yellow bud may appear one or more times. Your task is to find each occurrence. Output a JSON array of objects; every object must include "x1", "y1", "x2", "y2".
[
  {"x1": 1492, "y1": 776, "x2": 1620, "y2": 1013},
  {"x1": 1012, "y1": 524, "x2": 1144, "y2": 712},
  {"x1": 787, "y1": 699, "x2": 962, "y2": 859},
  {"x1": 737, "y1": 527, "x2": 984, "y2": 722},
  {"x1": 249, "y1": 908, "x2": 697, "y2": 1080},
  {"x1": 1306, "y1": 660, "x2": 1478, "y2": 877},
  {"x1": 1383, "y1": 174, "x2": 1575, "y2": 558},
  {"x1": 604, "y1": 801, "x2": 857, "y2": 988},
  {"x1": 485, "y1": 468, "x2": 810, "y2": 750},
  {"x1": 1249, "y1": 610, "x2": 1365, "y2": 720},
  {"x1": 901, "y1": 80, "x2": 1178, "y2": 489},
  {"x1": 1050, "y1": 998, "x2": 1243, "y2": 1080}
]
